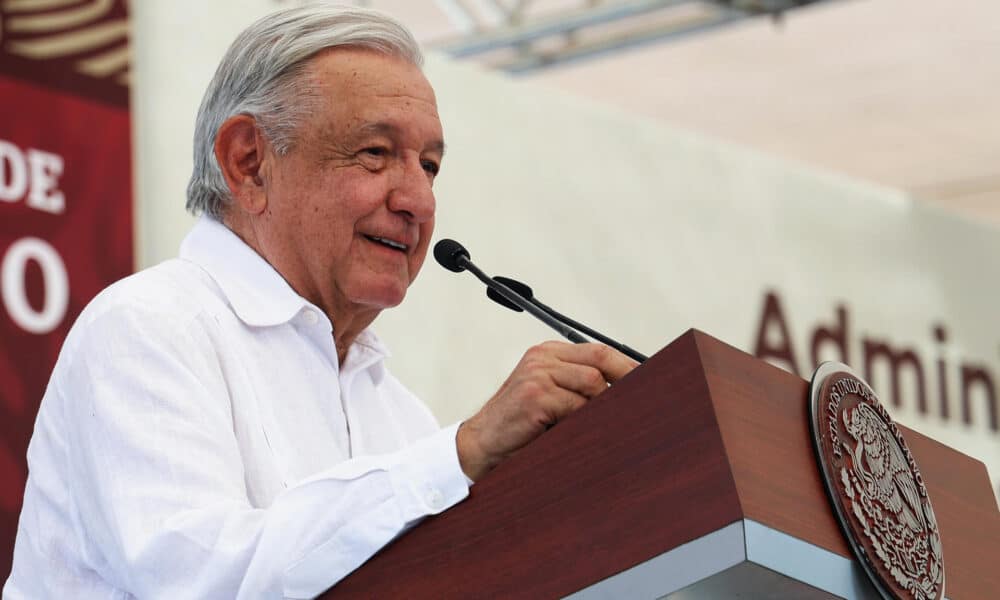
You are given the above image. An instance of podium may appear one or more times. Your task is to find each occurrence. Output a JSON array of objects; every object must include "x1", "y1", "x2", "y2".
[{"x1": 323, "y1": 330, "x2": 999, "y2": 598}]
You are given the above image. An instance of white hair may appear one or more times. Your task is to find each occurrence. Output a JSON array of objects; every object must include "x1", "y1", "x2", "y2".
[{"x1": 186, "y1": 3, "x2": 423, "y2": 218}]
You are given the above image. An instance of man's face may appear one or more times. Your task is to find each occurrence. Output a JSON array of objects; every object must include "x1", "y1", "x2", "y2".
[{"x1": 252, "y1": 48, "x2": 443, "y2": 321}]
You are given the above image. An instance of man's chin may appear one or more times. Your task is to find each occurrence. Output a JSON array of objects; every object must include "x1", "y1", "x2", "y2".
[{"x1": 353, "y1": 285, "x2": 407, "y2": 311}]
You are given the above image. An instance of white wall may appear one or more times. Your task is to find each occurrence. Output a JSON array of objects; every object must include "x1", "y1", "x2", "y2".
[{"x1": 131, "y1": 2, "x2": 1000, "y2": 501}]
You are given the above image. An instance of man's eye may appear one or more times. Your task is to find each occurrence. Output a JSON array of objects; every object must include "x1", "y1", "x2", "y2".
[
  {"x1": 362, "y1": 147, "x2": 387, "y2": 157},
  {"x1": 421, "y1": 160, "x2": 440, "y2": 176}
]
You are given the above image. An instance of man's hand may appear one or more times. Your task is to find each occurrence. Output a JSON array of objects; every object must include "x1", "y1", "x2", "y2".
[{"x1": 457, "y1": 342, "x2": 638, "y2": 482}]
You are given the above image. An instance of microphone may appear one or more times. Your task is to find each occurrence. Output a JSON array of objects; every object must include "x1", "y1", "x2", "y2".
[
  {"x1": 432, "y1": 238, "x2": 469, "y2": 273},
  {"x1": 487, "y1": 276, "x2": 648, "y2": 363},
  {"x1": 433, "y1": 239, "x2": 588, "y2": 344}
]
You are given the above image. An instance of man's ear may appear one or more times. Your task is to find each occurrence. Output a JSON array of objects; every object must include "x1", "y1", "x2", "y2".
[{"x1": 214, "y1": 114, "x2": 268, "y2": 215}]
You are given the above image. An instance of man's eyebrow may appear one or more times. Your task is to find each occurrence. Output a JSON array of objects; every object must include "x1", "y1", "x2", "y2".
[
  {"x1": 429, "y1": 139, "x2": 447, "y2": 157},
  {"x1": 356, "y1": 122, "x2": 396, "y2": 138},
  {"x1": 356, "y1": 122, "x2": 446, "y2": 156}
]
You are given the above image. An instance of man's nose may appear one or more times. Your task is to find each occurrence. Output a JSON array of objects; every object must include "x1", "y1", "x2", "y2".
[{"x1": 387, "y1": 156, "x2": 435, "y2": 223}]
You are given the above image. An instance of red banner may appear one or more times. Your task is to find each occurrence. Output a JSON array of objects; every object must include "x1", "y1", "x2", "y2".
[{"x1": 0, "y1": 0, "x2": 133, "y2": 576}]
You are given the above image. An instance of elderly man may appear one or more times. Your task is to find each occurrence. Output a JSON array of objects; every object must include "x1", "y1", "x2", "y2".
[{"x1": 5, "y1": 5, "x2": 634, "y2": 599}]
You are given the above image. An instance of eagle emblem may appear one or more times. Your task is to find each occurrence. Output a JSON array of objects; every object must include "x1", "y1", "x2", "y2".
[{"x1": 810, "y1": 363, "x2": 945, "y2": 600}]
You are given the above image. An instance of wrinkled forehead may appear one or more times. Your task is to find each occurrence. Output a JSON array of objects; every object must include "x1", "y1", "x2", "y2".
[
  {"x1": 301, "y1": 48, "x2": 443, "y2": 146},
  {"x1": 308, "y1": 47, "x2": 437, "y2": 106}
]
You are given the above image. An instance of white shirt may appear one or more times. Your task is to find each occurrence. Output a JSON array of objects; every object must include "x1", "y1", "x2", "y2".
[{"x1": 5, "y1": 216, "x2": 470, "y2": 599}]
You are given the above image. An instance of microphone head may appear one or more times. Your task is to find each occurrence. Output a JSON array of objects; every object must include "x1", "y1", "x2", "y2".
[
  {"x1": 487, "y1": 276, "x2": 534, "y2": 313},
  {"x1": 433, "y1": 238, "x2": 470, "y2": 273}
]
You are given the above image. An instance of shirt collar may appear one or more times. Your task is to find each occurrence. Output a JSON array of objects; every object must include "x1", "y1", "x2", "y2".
[
  {"x1": 180, "y1": 216, "x2": 391, "y2": 378},
  {"x1": 178, "y1": 217, "x2": 392, "y2": 378},
  {"x1": 344, "y1": 328, "x2": 391, "y2": 383},
  {"x1": 179, "y1": 215, "x2": 313, "y2": 328}
]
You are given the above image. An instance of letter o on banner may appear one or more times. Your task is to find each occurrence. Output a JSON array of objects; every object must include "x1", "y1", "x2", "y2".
[{"x1": 2, "y1": 237, "x2": 69, "y2": 334}]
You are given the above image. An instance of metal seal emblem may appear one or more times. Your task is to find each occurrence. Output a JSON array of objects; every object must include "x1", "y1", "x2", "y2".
[{"x1": 809, "y1": 362, "x2": 945, "y2": 600}]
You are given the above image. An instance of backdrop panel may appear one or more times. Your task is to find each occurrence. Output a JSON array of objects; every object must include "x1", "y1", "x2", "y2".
[{"x1": 0, "y1": 0, "x2": 133, "y2": 577}]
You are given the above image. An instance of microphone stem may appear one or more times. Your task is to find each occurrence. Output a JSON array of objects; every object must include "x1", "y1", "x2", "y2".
[
  {"x1": 531, "y1": 298, "x2": 647, "y2": 363},
  {"x1": 460, "y1": 259, "x2": 589, "y2": 344}
]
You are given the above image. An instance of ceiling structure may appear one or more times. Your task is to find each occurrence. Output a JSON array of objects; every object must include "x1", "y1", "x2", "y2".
[
  {"x1": 424, "y1": 0, "x2": 825, "y2": 73},
  {"x1": 347, "y1": 0, "x2": 1000, "y2": 229}
]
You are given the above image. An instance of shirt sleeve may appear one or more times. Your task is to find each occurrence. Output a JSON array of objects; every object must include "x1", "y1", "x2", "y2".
[{"x1": 58, "y1": 305, "x2": 469, "y2": 600}]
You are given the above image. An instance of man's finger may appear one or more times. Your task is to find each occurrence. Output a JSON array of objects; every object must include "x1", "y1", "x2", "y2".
[
  {"x1": 543, "y1": 341, "x2": 639, "y2": 384},
  {"x1": 547, "y1": 362, "x2": 611, "y2": 399}
]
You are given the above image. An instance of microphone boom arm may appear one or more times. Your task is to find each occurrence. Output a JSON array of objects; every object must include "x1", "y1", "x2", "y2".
[
  {"x1": 486, "y1": 275, "x2": 647, "y2": 362},
  {"x1": 529, "y1": 296, "x2": 647, "y2": 362},
  {"x1": 457, "y1": 256, "x2": 589, "y2": 344}
]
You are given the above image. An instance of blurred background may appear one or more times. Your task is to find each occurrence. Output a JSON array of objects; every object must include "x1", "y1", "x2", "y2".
[
  {"x1": 1, "y1": 0, "x2": 998, "y2": 578},
  {"x1": 356, "y1": 0, "x2": 1000, "y2": 226}
]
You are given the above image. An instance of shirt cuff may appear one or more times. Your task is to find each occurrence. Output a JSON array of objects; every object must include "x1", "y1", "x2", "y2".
[{"x1": 389, "y1": 423, "x2": 470, "y2": 524}]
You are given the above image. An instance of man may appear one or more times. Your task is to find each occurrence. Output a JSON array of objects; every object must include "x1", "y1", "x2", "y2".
[{"x1": 5, "y1": 5, "x2": 635, "y2": 598}]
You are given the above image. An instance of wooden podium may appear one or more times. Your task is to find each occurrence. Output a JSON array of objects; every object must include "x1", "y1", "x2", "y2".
[{"x1": 322, "y1": 330, "x2": 999, "y2": 598}]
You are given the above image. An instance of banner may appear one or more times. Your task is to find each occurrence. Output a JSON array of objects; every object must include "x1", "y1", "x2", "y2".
[{"x1": 0, "y1": 0, "x2": 133, "y2": 576}]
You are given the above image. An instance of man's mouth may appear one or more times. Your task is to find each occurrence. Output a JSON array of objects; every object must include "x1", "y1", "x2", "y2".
[{"x1": 364, "y1": 235, "x2": 409, "y2": 252}]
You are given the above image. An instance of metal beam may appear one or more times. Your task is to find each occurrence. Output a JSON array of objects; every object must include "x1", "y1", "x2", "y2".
[
  {"x1": 496, "y1": 5, "x2": 747, "y2": 73},
  {"x1": 427, "y1": 0, "x2": 834, "y2": 73},
  {"x1": 434, "y1": 0, "x2": 694, "y2": 58}
]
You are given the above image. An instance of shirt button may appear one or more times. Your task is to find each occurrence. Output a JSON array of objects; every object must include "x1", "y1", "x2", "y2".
[
  {"x1": 426, "y1": 489, "x2": 445, "y2": 511},
  {"x1": 303, "y1": 311, "x2": 319, "y2": 325}
]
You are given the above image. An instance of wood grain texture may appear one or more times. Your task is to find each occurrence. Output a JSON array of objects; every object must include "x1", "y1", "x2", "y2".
[
  {"x1": 904, "y1": 428, "x2": 1000, "y2": 600},
  {"x1": 323, "y1": 330, "x2": 999, "y2": 598},
  {"x1": 325, "y1": 330, "x2": 744, "y2": 598},
  {"x1": 694, "y1": 330, "x2": 853, "y2": 556},
  {"x1": 693, "y1": 330, "x2": 1000, "y2": 600}
]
